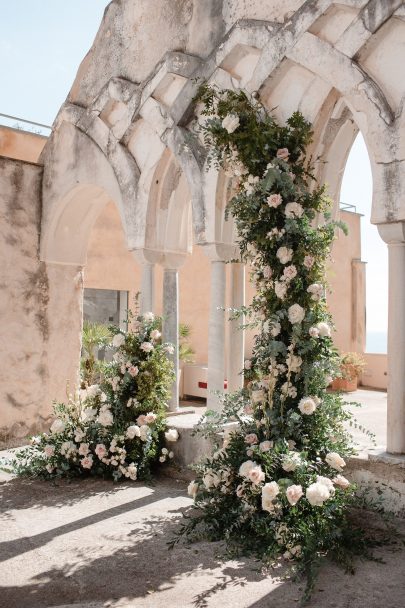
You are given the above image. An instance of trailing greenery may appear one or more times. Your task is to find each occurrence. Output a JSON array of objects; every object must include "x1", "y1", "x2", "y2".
[
  {"x1": 9, "y1": 312, "x2": 179, "y2": 481},
  {"x1": 180, "y1": 85, "x2": 379, "y2": 602}
]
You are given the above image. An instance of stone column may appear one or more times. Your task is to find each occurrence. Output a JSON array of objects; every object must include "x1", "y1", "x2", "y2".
[
  {"x1": 378, "y1": 222, "x2": 405, "y2": 454},
  {"x1": 207, "y1": 259, "x2": 227, "y2": 411},
  {"x1": 140, "y1": 263, "x2": 155, "y2": 314},
  {"x1": 161, "y1": 254, "x2": 186, "y2": 413},
  {"x1": 228, "y1": 262, "x2": 245, "y2": 392},
  {"x1": 132, "y1": 250, "x2": 158, "y2": 315}
]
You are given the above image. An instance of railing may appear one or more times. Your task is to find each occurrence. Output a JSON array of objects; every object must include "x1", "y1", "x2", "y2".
[
  {"x1": 0, "y1": 112, "x2": 52, "y2": 136},
  {"x1": 339, "y1": 201, "x2": 357, "y2": 213}
]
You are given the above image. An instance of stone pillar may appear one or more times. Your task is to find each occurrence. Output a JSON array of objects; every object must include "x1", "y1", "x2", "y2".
[
  {"x1": 207, "y1": 259, "x2": 227, "y2": 411},
  {"x1": 132, "y1": 250, "x2": 158, "y2": 315},
  {"x1": 228, "y1": 262, "x2": 245, "y2": 392},
  {"x1": 162, "y1": 268, "x2": 179, "y2": 412},
  {"x1": 140, "y1": 263, "x2": 155, "y2": 314},
  {"x1": 378, "y1": 222, "x2": 405, "y2": 454}
]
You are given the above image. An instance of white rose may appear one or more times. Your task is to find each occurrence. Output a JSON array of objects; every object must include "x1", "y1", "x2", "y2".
[
  {"x1": 78, "y1": 442, "x2": 90, "y2": 456},
  {"x1": 164, "y1": 344, "x2": 175, "y2": 355},
  {"x1": 276, "y1": 247, "x2": 293, "y2": 264},
  {"x1": 126, "y1": 462, "x2": 138, "y2": 480},
  {"x1": 150, "y1": 329, "x2": 161, "y2": 341},
  {"x1": 248, "y1": 464, "x2": 265, "y2": 485},
  {"x1": 140, "y1": 425, "x2": 151, "y2": 442},
  {"x1": 239, "y1": 460, "x2": 255, "y2": 478},
  {"x1": 165, "y1": 428, "x2": 179, "y2": 442},
  {"x1": 126, "y1": 425, "x2": 141, "y2": 439},
  {"x1": 140, "y1": 342, "x2": 154, "y2": 353},
  {"x1": 286, "y1": 484, "x2": 303, "y2": 506},
  {"x1": 325, "y1": 452, "x2": 346, "y2": 471},
  {"x1": 50, "y1": 418, "x2": 65, "y2": 434},
  {"x1": 316, "y1": 476, "x2": 335, "y2": 496},
  {"x1": 282, "y1": 452, "x2": 301, "y2": 472},
  {"x1": 188, "y1": 480, "x2": 199, "y2": 499},
  {"x1": 333, "y1": 474, "x2": 351, "y2": 489},
  {"x1": 112, "y1": 333, "x2": 125, "y2": 348},
  {"x1": 282, "y1": 265, "x2": 297, "y2": 282},
  {"x1": 288, "y1": 303, "x2": 305, "y2": 324},
  {"x1": 203, "y1": 470, "x2": 220, "y2": 489},
  {"x1": 221, "y1": 113, "x2": 240, "y2": 134},
  {"x1": 274, "y1": 281, "x2": 287, "y2": 300},
  {"x1": 81, "y1": 454, "x2": 94, "y2": 470},
  {"x1": 81, "y1": 407, "x2": 98, "y2": 423},
  {"x1": 270, "y1": 322, "x2": 281, "y2": 337},
  {"x1": 244, "y1": 359, "x2": 252, "y2": 370},
  {"x1": 97, "y1": 409, "x2": 114, "y2": 427},
  {"x1": 298, "y1": 397, "x2": 317, "y2": 416},
  {"x1": 262, "y1": 481, "x2": 280, "y2": 500},
  {"x1": 307, "y1": 283, "x2": 324, "y2": 301},
  {"x1": 259, "y1": 440, "x2": 273, "y2": 452},
  {"x1": 317, "y1": 322, "x2": 331, "y2": 337},
  {"x1": 306, "y1": 481, "x2": 331, "y2": 506},
  {"x1": 309, "y1": 326, "x2": 320, "y2": 338},
  {"x1": 285, "y1": 202, "x2": 303, "y2": 219},
  {"x1": 143, "y1": 312, "x2": 155, "y2": 323}
]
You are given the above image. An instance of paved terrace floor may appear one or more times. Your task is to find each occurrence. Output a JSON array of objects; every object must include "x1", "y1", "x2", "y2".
[{"x1": 1, "y1": 389, "x2": 404, "y2": 608}]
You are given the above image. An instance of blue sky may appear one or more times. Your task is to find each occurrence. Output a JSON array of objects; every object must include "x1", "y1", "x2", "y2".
[{"x1": 0, "y1": 1, "x2": 388, "y2": 351}]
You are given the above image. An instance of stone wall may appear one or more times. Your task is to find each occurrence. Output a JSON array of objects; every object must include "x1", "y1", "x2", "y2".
[{"x1": 0, "y1": 157, "x2": 83, "y2": 444}]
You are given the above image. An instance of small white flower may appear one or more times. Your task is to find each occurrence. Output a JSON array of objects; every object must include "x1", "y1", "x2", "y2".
[
  {"x1": 45, "y1": 464, "x2": 54, "y2": 474},
  {"x1": 263, "y1": 266, "x2": 273, "y2": 279},
  {"x1": 164, "y1": 344, "x2": 175, "y2": 354},
  {"x1": 140, "y1": 425, "x2": 151, "y2": 442},
  {"x1": 307, "y1": 283, "x2": 324, "y2": 301},
  {"x1": 282, "y1": 265, "x2": 297, "y2": 282},
  {"x1": 126, "y1": 462, "x2": 137, "y2": 480},
  {"x1": 298, "y1": 396, "x2": 317, "y2": 415},
  {"x1": 112, "y1": 333, "x2": 125, "y2": 348},
  {"x1": 150, "y1": 329, "x2": 161, "y2": 341},
  {"x1": 244, "y1": 359, "x2": 252, "y2": 370},
  {"x1": 95, "y1": 444, "x2": 107, "y2": 459},
  {"x1": 309, "y1": 326, "x2": 320, "y2": 338},
  {"x1": 165, "y1": 428, "x2": 179, "y2": 442},
  {"x1": 221, "y1": 113, "x2": 240, "y2": 134},
  {"x1": 187, "y1": 480, "x2": 199, "y2": 499},
  {"x1": 303, "y1": 255, "x2": 315, "y2": 268},
  {"x1": 270, "y1": 322, "x2": 281, "y2": 337}
]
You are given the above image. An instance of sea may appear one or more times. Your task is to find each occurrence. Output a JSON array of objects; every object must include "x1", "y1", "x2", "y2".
[{"x1": 366, "y1": 331, "x2": 387, "y2": 354}]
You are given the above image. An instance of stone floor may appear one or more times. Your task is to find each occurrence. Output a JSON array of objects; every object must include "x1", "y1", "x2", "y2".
[{"x1": 2, "y1": 389, "x2": 403, "y2": 608}]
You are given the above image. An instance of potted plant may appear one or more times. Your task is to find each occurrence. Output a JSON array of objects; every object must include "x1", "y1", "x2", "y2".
[{"x1": 331, "y1": 351, "x2": 366, "y2": 392}]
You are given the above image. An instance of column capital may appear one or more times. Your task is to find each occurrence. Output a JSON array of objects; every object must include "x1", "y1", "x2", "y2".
[
  {"x1": 132, "y1": 248, "x2": 186, "y2": 269},
  {"x1": 377, "y1": 221, "x2": 405, "y2": 245},
  {"x1": 131, "y1": 248, "x2": 161, "y2": 265},
  {"x1": 200, "y1": 242, "x2": 239, "y2": 262}
]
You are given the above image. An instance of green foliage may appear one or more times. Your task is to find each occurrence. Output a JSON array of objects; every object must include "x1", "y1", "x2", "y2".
[
  {"x1": 10, "y1": 312, "x2": 177, "y2": 482},
  {"x1": 180, "y1": 85, "x2": 381, "y2": 603},
  {"x1": 80, "y1": 321, "x2": 112, "y2": 385}
]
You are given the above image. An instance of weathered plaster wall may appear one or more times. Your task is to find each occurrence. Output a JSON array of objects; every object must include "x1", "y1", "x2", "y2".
[
  {"x1": 0, "y1": 157, "x2": 83, "y2": 442},
  {"x1": 0, "y1": 126, "x2": 46, "y2": 164}
]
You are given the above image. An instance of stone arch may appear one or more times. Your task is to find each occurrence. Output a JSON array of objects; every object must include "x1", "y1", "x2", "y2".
[{"x1": 40, "y1": 121, "x2": 131, "y2": 265}]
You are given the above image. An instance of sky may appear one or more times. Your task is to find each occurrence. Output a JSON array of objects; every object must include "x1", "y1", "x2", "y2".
[{"x1": 0, "y1": 1, "x2": 388, "y2": 352}]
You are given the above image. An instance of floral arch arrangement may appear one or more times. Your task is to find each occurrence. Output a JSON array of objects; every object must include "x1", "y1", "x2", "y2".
[{"x1": 182, "y1": 85, "x2": 376, "y2": 600}]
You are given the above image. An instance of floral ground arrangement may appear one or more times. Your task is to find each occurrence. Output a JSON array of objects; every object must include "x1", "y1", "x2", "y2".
[
  {"x1": 9, "y1": 312, "x2": 179, "y2": 481},
  {"x1": 179, "y1": 86, "x2": 383, "y2": 601}
]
